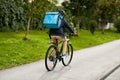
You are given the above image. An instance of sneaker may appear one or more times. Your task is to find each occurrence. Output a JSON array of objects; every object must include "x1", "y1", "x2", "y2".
[{"x1": 61, "y1": 54, "x2": 68, "y2": 58}]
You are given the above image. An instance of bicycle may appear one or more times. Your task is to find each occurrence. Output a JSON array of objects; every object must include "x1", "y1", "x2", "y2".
[{"x1": 45, "y1": 36, "x2": 73, "y2": 71}]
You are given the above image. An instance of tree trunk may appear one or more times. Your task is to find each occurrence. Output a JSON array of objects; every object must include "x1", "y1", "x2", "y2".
[
  {"x1": 24, "y1": 17, "x2": 31, "y2": 40},
  {"x1": 76, "y1": 19, "x2": 80, "y2": 33},
  {"x1": 101, "y1": 23, "x2": 106, "y2": 34},
  {"x1": 23, "y1": 0, "x2": 37, "y2": 40}
]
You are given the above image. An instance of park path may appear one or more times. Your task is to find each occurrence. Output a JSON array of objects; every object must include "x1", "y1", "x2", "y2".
[{"x1": 0, "y1": 40, "x2": 120, "y2": 80}]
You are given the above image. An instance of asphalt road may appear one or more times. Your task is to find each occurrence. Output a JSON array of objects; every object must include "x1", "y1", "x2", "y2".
[{"x1": 0, "y1": 40, "x2": 120, "y2": 80}]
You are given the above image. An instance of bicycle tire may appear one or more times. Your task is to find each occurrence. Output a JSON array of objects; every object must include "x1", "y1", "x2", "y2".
[
  {"x1": 62, "y1": 44, "x2": 73, "y2": 66},
  {"x1": 45, "y1": 45, "x2": 57, "y2": 71}
]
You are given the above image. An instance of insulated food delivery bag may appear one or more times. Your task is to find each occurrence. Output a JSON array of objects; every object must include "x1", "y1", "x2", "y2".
[{"x1": 43, "y1": 12, "x2": 63, "y2": 28}]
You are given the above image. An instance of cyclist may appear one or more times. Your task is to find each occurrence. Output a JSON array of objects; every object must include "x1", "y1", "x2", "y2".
[{"x1": 49, "y1": 10, "x2": 77, "y2": 56}]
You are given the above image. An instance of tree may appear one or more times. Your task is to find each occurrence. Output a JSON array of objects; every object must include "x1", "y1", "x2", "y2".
[
  {"x1": 89, "y1": 20, "x2": 97, "y2": 35},
  {"x1": 115, "y1": 0, "x2": 120, "y2": 18},
  {"x1": 0, "y1": 0, "x2": 27, "y2": 32},
  {"x1": 24, "y1": 0, "x2": 55, "y2": 40},
  {"x1": 114, "y1": 16, "x2": 120, "y2": 32},
  {"x1": 0, "y1": 0, "x2": 57, "y2": 34},
  {"x1": 96, "y1": 0, "x2": 116, "y2": 34},
  {"x1": 62, "y1": 0, "x2": 97, "y2": 31}
]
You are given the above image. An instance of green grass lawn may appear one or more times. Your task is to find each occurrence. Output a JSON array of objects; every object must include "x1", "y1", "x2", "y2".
[{"x1": 0, "y1": 30, "x2": 120, "y2": 70}]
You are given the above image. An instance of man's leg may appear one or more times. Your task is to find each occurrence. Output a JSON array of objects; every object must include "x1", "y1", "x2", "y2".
[
  {"x1": 51, "y1": 36, "x2": 67, "y2": 54},
  {"x1": 62, "y1": 37, "x2": 67, "y2": 54}
]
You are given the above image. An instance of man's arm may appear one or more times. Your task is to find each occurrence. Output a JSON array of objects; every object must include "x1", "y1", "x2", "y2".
[{"x1": 63, "y1": 19, "x2": 74, "y2": 33}]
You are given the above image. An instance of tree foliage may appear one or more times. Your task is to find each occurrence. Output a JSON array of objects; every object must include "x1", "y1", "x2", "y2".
[
  {"x1": 62, "y1": 0, "x2": 120, "y2": 34},
  {"x1": 0, "y1": 0, "x2": 27, "y2": 32},
  {"x1": 62, "y1": 0, "x2": 98, "y2": 30},
  {"x1": 96, "y1": 0, "x2": 116, "y2": 23},
  {"x1": 0, "y1": 0, "x2": 56, "y2": 33},
  {"x1": 114, "y1": 16, "x2": 120, "y2": 32},
  {"x1": 0, "y1": 0, "x2": 120, "y2": 34}
]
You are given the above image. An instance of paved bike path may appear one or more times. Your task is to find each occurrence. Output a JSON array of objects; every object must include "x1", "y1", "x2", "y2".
[{"x1": 0, "y1": 40, "x2": 120, "y2": 80}]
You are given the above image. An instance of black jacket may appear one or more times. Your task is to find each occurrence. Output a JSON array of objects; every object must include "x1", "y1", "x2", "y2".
[{"x1": 49, "y1": 19, "x2": 74, "y2": 38}]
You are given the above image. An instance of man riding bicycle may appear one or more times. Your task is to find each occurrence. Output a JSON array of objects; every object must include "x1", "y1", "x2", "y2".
[{"x1": 49, "y1": 10, "x2": 77, "y2": 55}]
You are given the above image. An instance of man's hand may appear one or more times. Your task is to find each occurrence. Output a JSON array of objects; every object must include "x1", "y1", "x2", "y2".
[{"x1": 72, "y1": 32, "x2": 78, "y2": 36}]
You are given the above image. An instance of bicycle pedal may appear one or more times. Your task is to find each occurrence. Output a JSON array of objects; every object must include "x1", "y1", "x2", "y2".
[
  {"x1": 59, "y1": 58, "x2": 62, "y2": 61},
  {"x1": 57, "y1": 56, "x2": 62, "y2": 61}
]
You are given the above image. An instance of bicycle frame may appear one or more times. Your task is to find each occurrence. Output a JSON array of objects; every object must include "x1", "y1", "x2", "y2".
[{"x1": 45, "y1": 36, "x2": 73, "y2": 71}]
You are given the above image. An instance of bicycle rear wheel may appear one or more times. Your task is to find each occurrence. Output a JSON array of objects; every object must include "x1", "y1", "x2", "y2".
[
  {"x1": 45, "y1": 45, "x2": 57, "y2": 71},
  {"x1": 62, "y1": 43, "x2": 73, "y2": 66}
]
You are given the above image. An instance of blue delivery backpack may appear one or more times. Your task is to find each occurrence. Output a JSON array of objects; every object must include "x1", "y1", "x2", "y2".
[{"x1": 43, "y1": 12, "x2": 63, "y2": 28}]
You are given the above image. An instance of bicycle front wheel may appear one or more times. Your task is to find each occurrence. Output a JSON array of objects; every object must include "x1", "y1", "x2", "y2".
[
  {"x1": 45, "y1": 45, "x2": 57, "y2": 71},
  {"x1": 62, "y1": 44, "x2": 73, "y2": 66}
]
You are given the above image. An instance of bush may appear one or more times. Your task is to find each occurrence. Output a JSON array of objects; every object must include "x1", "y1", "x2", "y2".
[
  {"x1": 0, "y1": 26, "x2": 10, "y2": 32},
  {"x1": 114, "y1": 16, "x2": 120, "y2": 32},
  {"x1": 89, "y1": 20, "x2": 98, "y2": 35}
]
